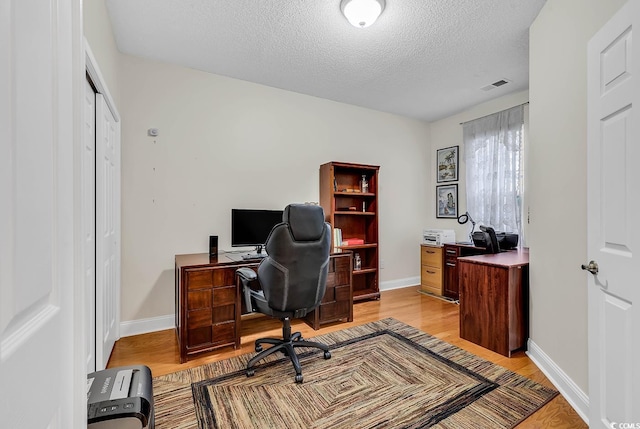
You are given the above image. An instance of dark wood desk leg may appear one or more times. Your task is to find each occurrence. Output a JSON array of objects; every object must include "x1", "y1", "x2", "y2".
[{"x1": 235, "y1": 275, "x2": 242, "y2": 349}]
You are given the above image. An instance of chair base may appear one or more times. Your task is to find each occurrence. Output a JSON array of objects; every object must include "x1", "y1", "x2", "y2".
[{"x1": 246, "y1": 317, "x2": 331, "y2": 383}]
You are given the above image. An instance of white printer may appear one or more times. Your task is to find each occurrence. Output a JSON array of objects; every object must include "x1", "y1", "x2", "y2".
[
  {"x1": 87, "y1": 365, "x2": 154, "y2": 429},
  {"x1": 422, "y1": 229, "x2": 456, "y2": 246}
]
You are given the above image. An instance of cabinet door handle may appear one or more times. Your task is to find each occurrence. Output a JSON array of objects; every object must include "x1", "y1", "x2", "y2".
[
  {"x1": 446, "y1": 263, "x2": 456, "y2": 267},
  {"x1": 426, "y1": 250, "x2": 435, "y2": 254}
]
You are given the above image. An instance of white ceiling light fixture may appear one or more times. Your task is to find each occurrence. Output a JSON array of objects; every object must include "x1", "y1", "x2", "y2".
[{"x1": 341, "y1": 0, "x2": 385, "y2": 28}]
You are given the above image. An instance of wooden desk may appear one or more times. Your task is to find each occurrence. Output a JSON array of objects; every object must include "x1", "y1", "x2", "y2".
[
  {"x1": 175, "y1": 252, "x2": 352, "y2": 363},
  {"x1": 458, "y1": 248, "x2": 529, "y2": 357}
]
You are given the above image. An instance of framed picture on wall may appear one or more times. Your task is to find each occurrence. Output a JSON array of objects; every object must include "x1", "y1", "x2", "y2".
[
  {"x1": 436, "y1": 184, "x2": 458, "y2": 218},
  {"x1": 436, "y1": 146, "x2": 459, "y2": 182}
]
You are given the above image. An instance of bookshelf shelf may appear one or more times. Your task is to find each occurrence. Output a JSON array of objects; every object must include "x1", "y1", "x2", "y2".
[
  {"x1": 338, "y1": 243, "x2": 377, "y2": 250},
  {"x1": 320, "y1": 161, "x2": 380, "y2": 301},
  {"x1": 334, "y1": 211, "x2": 376, "y2": 216},
  {"x1": 353, "y1": 268, "x2": 377, "y2": 275}
]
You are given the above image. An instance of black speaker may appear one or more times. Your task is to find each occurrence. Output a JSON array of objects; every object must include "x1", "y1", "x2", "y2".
[{"x1": 209, "y1": 235, "x2": 218, "y2": 256}]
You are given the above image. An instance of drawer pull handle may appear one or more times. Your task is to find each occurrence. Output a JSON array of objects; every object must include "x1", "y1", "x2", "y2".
[
  {"x1": 426, "y1": 270, "x2": 436, "y2": 274},
  {"x1": 446, "y1": 263, "x2": 456, "y2": 267},
  {"x1": 446, "y1": 250, "x2": 456, "y2": 254},
  {"x1": 426, "y1": 250, "x2": 435, "y2": 254}
]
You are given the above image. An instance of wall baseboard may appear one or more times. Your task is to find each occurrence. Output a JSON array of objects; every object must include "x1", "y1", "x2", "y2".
[
  {"x1": 120, "y1": 314, "x2": 174, "y2": 337},
  {"x1": 380, "y1": 276, "x2": 420, "y2": 291},
  {"x1": 526, "y1": 339, "x2": 589, "y2": 424}
]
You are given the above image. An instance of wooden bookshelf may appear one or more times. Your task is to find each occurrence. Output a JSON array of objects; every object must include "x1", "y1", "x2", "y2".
[{"x1": 320, "y1": 161, "x2": 380, "y2": 301}]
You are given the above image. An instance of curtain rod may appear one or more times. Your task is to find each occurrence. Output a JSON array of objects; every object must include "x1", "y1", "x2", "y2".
[{"x1": 459, "y1": 101, "x2": 529, "y2": 125}]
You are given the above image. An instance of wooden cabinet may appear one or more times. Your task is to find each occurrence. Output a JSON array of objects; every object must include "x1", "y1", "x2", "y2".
[
  {"x1": 443, "y1": 243, "x2": 486, "y2": 300},
  {"x1": 320, "y1": 162, "x2": 380, "y2": 301},
  {"x1": 176, "y1": 252, "x2": 352, "y2": 362},
  {"x1": 303, "y1": 252, "x2": 353, "y2": 329},
  {"x1": 420, "y1": 245, "x2": 443, "y2": 295},
  {"x1": 458, "y1": 249, "x2": 529, "y2": 357},
  {"x1": 175, "y1": 254, "x2": 243, "y2": 363}
]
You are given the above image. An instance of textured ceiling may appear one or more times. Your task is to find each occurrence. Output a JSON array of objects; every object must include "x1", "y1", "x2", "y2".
[{"x1": 105, "y1": 0, "x2": 545, "y2": 122}]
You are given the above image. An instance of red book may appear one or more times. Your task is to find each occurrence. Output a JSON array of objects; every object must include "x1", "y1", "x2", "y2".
[{"x1": 342, "y1": 238, "x2": 364, "y2": 245}]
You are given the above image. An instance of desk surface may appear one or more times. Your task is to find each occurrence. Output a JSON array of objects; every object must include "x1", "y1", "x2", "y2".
[
  {"x1": 175, "y1": 251, "x2": 347, "y2": 269},
  {"x1": 458, "y1": 247, "x2": 529, "y2": 268},
  {"x1": 175, "y1": 252, "x2": 261, "y2": 268}
]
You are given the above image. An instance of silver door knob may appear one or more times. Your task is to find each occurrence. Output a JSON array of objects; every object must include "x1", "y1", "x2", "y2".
[{"x1": 581, "y1": 260, "x2": 599, "y2": 275}]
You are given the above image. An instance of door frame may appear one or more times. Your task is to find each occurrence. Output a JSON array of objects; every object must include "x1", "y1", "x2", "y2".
[
  {"x1": 84, "y1": 41, "x2": 122, "y2": 370},
  {"x1": 85, "y1": 41, "x2": 119, "y2": 124}
]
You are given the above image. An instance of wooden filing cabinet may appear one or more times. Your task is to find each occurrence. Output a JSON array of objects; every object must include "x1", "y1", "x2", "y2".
[
  {"x1": 175, "y1": 254, "x2": 245, "y2": 363},
  {"x1": 420, "y1": 244, "x2": 443, "y2": 295},
  {"x1": 443, "y1": 243, "x2": 486, "y2": 300}
]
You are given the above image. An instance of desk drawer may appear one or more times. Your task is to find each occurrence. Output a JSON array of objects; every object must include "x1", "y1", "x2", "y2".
[
  {"x1": 185, "y1": 269, "x2": 213, "y2": 289},
  {"x1": 444, "y1": 245, "x2": 460, "y2": 258},
  {"x1": 421, "y1": 246, "x2": 442, "y2": 266},
  {"x1": 421, "y1": 265, "x2": 442, "y2": 287}
]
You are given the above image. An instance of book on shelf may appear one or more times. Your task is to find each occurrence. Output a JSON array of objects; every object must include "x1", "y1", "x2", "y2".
[
  {"x1": 333, "y1": 228, "x2": 342, "y2": 248},
  {"x1": 342, "y1": 238, "x2": 364, "y2": 246}
]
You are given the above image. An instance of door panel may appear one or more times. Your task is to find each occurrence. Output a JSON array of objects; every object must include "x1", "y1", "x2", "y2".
[
  {"x1": 84, "y1": 78, "x2": 97, "y2": 373},
  {"x1": 587, "y1": 0, "x2": 639, "y2": 425},
  {"x1": 96, "y1": 94, "x2": 121, "y2": 370},
  {"x1": 0, "y1": 0, "x2": 80, "y2": 427}
]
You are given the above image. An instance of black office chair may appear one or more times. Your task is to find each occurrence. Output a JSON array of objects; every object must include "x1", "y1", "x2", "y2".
[{"x1": 236, "y1": 204, "x2": 332, "y2": 383}]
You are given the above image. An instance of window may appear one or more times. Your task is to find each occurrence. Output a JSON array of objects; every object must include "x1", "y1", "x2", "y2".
[{"x1": 463, "y1": 105, "x2": 524, "y2": 242}]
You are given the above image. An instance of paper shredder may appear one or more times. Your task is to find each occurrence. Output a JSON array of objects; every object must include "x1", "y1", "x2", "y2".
[{"x1": 87, "y1": 365, "x2": 154, "y2": 429}]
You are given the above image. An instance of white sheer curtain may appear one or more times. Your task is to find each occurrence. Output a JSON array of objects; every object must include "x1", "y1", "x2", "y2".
[{"x1": 463, "y1": 105, "x2": 524, "y2": 241}]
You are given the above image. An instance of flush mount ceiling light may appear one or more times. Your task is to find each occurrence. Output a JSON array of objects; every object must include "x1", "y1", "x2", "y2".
[{"x1": 341, "y1": 0, "x2": 385, "y2": 28}]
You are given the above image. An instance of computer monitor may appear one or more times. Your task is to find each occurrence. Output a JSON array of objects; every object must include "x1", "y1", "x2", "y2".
[
  {"x1": 231, "y1": 209, "x2": 284, "y2": 254},
  {"x1": 479, "y1": 225, "x2": 500, "y2": 254}
]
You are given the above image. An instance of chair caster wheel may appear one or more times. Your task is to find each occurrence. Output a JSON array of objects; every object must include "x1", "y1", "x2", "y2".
[
  {"x1": 247, "y1": 369, "x2": 255, "y2": 377},
  {"x1": 324, "y1": 351, "x2": 331, "y2": 359},
  {"x1": 255, "y1": 345, "x2": 263, "y2": 352},
  {"x1": 295, "y1": 374, "x2": 303, "y2": 383}
]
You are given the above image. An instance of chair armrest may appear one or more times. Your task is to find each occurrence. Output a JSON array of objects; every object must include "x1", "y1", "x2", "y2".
[
  {"x1": 236, "y1": 267, "x2": 257, "y2": 284},
  {"x1": 236, "y1": 267, "x2": 258, "y2": 313}
]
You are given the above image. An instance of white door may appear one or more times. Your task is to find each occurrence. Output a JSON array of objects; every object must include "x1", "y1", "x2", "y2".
[
  {"x1": 84, "y1": 78, "x2": 97, "y2": 373},
  {"x1": 587, "y1": 0, "x2": 640, "y2": 425},
  {"x1": 96, "y1": 94, "x2": 121, "y2": 370},
  {"x1": 0, "y1": 0, "x2": 83, "y2": 427}
]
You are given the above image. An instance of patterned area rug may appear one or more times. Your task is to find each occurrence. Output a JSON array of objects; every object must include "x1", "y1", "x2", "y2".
[{"x1": 153, "y1": 318, "x2": 557, "y2": 428}]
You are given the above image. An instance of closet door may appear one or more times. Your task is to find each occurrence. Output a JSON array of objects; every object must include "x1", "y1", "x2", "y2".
[
  {"x1": 84, "y1": 78, "x2": 97, "y2": 373},
  {"x1": 96, "y1": 94, "x2": 121, "y2": 370}
]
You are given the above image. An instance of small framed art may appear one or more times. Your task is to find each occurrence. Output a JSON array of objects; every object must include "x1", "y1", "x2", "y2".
[
  {"x1": 436, "y1": 146, "x2": 459, "y2": 182},
  {"x1": 436, "y1": 184, "x2": 458, "y2": 218}
]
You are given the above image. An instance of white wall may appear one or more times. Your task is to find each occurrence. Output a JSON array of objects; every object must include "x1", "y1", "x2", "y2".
[
  {"x1": 119, "y1": 54, "x2": 431, "y2": 322},
  {"x1": 428, "y1": 90, "x2": 529, "y2": 241},
  {"x1": 528, "y1": 0, "x2": 627, "y2": 395}
]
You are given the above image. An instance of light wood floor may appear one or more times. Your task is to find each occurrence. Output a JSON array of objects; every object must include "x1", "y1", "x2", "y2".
[{"x1": 108, "y1": 286, "x2": 586, "y2": 428}]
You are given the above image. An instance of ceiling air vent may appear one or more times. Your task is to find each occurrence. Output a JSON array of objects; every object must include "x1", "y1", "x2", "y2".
[{"x1": 481, "y1": 79, "x2": 511, "y2": 91}]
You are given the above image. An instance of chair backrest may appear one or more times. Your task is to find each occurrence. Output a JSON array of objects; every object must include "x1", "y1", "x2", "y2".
[{"x1": 257, "y1": 204, "x2": 331, "y2": 314}]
